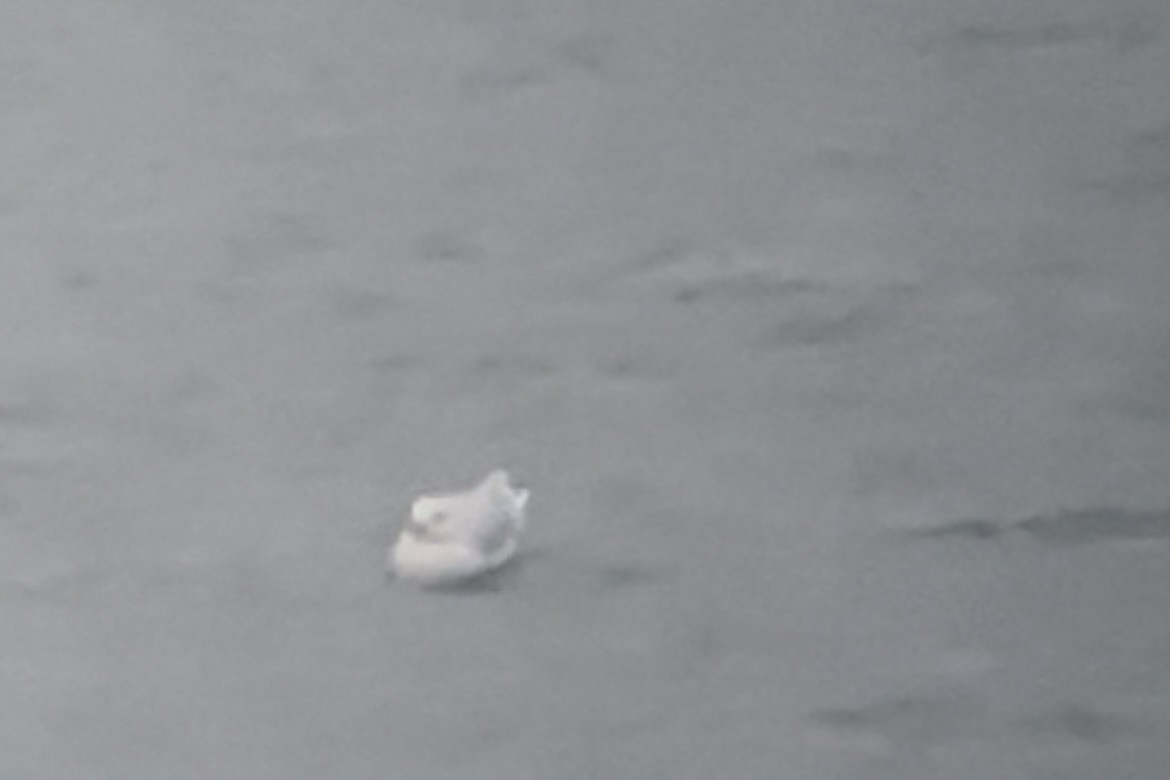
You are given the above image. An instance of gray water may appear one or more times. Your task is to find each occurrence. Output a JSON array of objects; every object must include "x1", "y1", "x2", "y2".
[{"x1": 3, "y1": 1, "x2": 1169, "y2": 777}]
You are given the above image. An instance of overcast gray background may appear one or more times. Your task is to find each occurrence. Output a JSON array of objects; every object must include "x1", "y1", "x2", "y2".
[{"x1": 2, "y1": 0, "x2": 1169, "y2": 777}]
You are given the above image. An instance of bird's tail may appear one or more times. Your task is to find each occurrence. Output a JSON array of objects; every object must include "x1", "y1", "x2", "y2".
[{"x1": 480, "y1": 469, "x2": 529, "y2": 529}]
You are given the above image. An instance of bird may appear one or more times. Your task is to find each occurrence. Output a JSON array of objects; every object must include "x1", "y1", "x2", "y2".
[{"x1": 389, "y1": 469, "x2": 529, "y2": 588}]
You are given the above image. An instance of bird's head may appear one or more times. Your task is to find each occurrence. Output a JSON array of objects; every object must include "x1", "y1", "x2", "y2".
[{"x1": 408, "y1": 495, "x2": 453, "y2": 539}]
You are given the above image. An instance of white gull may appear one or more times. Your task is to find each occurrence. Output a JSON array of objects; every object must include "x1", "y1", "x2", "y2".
[{"x1": 389, "y1": 469, "x2": 529, "y2": 587}]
